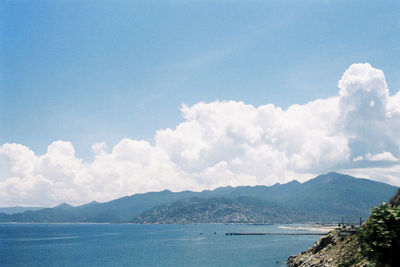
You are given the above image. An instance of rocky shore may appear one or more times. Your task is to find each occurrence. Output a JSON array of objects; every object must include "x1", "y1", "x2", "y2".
[
  {"x1": 287, "y1": 229, "x2": 370, "y2": 267},
  {"x1": 288, "y1": 188, "x2": 400, "y2": 267}
]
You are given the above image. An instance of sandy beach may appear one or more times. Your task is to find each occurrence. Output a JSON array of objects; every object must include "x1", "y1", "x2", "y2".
[{"x1": 279, "y1": 225, "x2": 337, "y2": 232}]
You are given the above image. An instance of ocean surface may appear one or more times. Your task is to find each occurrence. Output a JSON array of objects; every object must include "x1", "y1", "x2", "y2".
[{"x1": 0, "y1": 223, "x2": 321, "y2": 267}]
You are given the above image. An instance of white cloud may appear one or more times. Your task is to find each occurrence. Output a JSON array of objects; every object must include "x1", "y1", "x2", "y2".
[
  {"x1": 338, "y1": 63, "x2": 399, "y2": 161},
  {"x1": 353, "y1": 151, "x2": 399, "y2": 162},
  {"x1": 342, "y1": 165, "x2": 400, "y2": 187},
  {"x1": 1, "y1": 63, "x2": 399, "y2": 206},
  {"x1": 365, "y1": 152, "x2": 398, "y2": 162},
  {"x1": 352, "y1": 156, "x2": 364, "y2": 162}
]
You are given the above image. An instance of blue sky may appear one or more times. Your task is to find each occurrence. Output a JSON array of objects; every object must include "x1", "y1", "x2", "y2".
[
  {"x1": 2, "y1": 0, "x2": 399, "y2": 159},
  {"x1": 1, "y1": 1, "x2": 400, "y2": 206}
]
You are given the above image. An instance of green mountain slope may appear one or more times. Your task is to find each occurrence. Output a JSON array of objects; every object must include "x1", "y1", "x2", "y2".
[{"x1": 131, "y1": 197, "x2": 306, "y2": 224}]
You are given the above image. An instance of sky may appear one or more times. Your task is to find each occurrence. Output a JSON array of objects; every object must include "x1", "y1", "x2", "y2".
[{"x1": 1, "y1": 0, "x2": 400, "y2": 207}]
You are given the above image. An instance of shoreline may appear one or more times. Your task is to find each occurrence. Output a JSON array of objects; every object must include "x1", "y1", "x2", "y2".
[
  {"x1": 279, "y1": 224, "x2": 337, "y2": 232},
  {"x1": 1, "y1": 222, "x2": 338, "y2": 229}
]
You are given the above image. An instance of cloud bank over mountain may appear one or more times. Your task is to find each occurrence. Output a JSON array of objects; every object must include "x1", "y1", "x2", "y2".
[{"x1": 1, "y1": 63, "x2": 400, "y2": 206}]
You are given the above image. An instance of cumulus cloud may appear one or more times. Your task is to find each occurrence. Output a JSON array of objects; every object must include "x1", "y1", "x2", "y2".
[
  {"x1": 338, "y1": 63, "x2": 399, "y2": 163},
  {"x1": 1, "y1": 63, "x2": 399, "y2": 206}
]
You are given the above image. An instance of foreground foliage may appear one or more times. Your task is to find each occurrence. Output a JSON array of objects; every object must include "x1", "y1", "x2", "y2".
[
  {"x1": 287, "y1": 188, "x2": 400, "y2": 267},
  {"x1": 358, "y1": 202, "x2": 400, "y2": 266}
]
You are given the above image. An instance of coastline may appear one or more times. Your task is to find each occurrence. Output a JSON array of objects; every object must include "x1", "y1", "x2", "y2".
[{"x1": 279, "y1": 224, "x2": 337, "y2": 233}]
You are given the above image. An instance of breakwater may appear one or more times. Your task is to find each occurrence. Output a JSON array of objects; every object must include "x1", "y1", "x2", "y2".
[{"x1": 226, "y1": 232, "x2": 327, "y2": 236}]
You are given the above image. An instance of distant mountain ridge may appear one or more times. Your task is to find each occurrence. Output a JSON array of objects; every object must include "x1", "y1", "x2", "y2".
[
  {"x1": 0, "y1": 206, "x2": 45, "y2": 215},
  {"x1": 0, "y1": 172, "x2": 397, "y2": 223}
]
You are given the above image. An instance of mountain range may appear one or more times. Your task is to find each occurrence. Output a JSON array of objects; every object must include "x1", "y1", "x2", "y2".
[
  {"x1": 0, "y1": 172, "x2": 397, "y2": 223},
  {"x1": 0, "y1": 206, "x2": 44, "y2": 214}
]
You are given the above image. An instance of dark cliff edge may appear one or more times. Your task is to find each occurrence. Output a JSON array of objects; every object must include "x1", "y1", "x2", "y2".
[
  {"x1": 287, "y1": 187, "x2": 400, "y2": 267},
  {"x1": 390, "y1": 188, "x2": 400, "y2": 207},
  {"x1": 287, "y1": 229, "x2": 369, "y2": 267}
]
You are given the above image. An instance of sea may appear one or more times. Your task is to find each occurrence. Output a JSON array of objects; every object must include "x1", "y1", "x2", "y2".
[{"x1": 0, "y1": 223, "x2": 321, "y2": 267}]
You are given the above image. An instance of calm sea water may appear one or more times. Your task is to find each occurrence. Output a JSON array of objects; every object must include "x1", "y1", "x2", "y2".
[{"x1": 0, "y1": 223, "x2": 319, "y2": 267}]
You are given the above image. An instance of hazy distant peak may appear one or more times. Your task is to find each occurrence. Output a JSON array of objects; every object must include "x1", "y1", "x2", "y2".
[
  {"x1": 271, "y1": 180, "x2": 300, "y2": 188},
  {"x1": 159, "y1": 189, "x2": 172, "y2": 193},
  {"x1": 54, "y1": 203, "x2": 73, "y2": 209},
  {"x1": 79, "y1": 201, "x2": 99, "y2": 208},
  {"x1": 314, "y1": 172, "x2": 352, "y2": 181}
]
